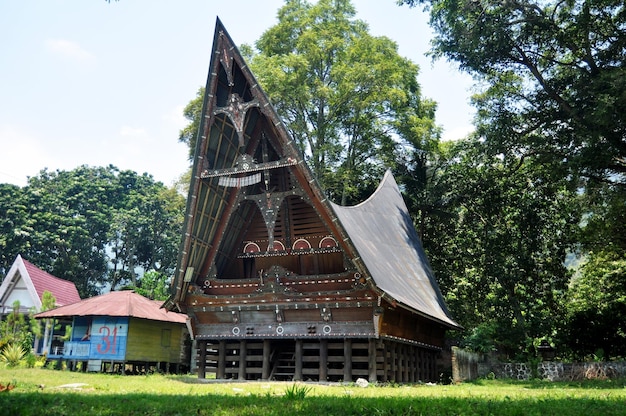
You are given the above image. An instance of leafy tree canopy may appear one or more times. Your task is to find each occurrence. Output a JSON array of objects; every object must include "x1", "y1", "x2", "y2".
[
  {"x1": 399, "y1": 0, "x2": 626, "y2": 359},
  {"x1": 401, "y1": 0, "x2": 626, "y2": 185},
  {"x1": 423, "y1": 137, "x2": 580, "y2": 356},
  {"x1": 562, "y1": 251, "x2": 626, "y2": 359},
  {"x1": 0, "y1": 165, "x2": 184, "y2": 297}
]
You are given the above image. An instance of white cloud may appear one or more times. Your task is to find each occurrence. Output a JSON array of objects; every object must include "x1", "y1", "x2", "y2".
[{"x1": 44, "y1": 38, "x2": 95, "y2": 62}]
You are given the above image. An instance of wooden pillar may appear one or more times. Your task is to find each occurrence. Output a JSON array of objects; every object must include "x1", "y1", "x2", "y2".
[
  {"x1": 403, "y1": 346, "x2": 410, "y2": 382},
  {"x1": 396, "y1": 344, "x2": 404, "y2": 383},
  {"x1": 217, "y1": 340, "x2": 226, "y2": 379},
  {"x1": 319, "y1": 339, "x2": 328, "y2": 382},
  {"x1": 368, "y1": 339, "x2": 377, "y2": 383},
  {"x1": 414, "y1": 348, "x2": 419, "y2": 381},
  {"x1": 411, "y1": 346, "x2": 417, "y2": 383},
  {"x1": 294, "y1": 339, "x2": 303, "y2": 381},
  {"x1": 198, "y1": 340, "x2": 207, "y2": 379},
  {"x1": 428, "y1": 351, "x2": 437, "y2": 381},
  {"x1": 238, "y1": 340, "x2": 247, "y2": 380},
  {"x1": 396, "y1": 344, "x2": 406, "y2": 383},
  {"x1": 382, "y1": 342, "x2": 389, "y2": 382},
  {"x1": 262, "y1": 339, "x2": 271, "y2": 380},
  {"x1": 343, "y1": 339, "x2": 353, "y2": 382},
  {"x1": 390, "y1": 343, "x2": 397, "y2": 382}
]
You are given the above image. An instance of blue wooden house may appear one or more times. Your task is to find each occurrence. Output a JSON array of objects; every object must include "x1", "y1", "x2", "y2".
[{"x1": 35, "y1": 290, "x2": 190, "y2": 374}]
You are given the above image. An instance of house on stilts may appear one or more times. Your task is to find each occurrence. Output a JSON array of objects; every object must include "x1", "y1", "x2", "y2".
[
  {"x1": 35, "y1": 290, "x2": 190, "y2": 374},
  {"x1": 166, "y1": 18, "x2": 460, "y2": 383}
]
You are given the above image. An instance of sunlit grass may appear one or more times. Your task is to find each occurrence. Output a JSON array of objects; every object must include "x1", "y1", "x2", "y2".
[{"x1": 1, "y1": 367, "x2": 625, "y2": 415}]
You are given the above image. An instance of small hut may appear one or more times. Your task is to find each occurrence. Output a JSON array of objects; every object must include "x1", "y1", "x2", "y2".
[
  {"x1": 166, "y1": 19, "x2": 459, "y2": 383},
  {"x1": 36, "y1": 290, "x2": 190, "y2": 374}
]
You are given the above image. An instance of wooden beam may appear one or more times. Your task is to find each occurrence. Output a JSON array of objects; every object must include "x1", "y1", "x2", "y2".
[
  {"x1": 403, "y1": 345, "x2": 410, "y2": 383},
  {"x1": 382, "y1": 342, "x2": 388, "y2": 382},
  {"x1": 217, "y1": 340, "x2": 226, "y2": 379},
  {"x1": 198, "y1": 340, "x2": 207, "y2": 379},
  {"x1": 238, "y1": 340, "x2": 247, "y2": 380},
  {"x1": 319, "y1": 339, "x2": 328, "y2": 382},
  {"x1": 294, "y1": 339, "x2": 303, "y2": 381},
  {"x1": 262, "y1": 339, "x2": 271, "y2": 380},
  {"x1": 343, "y1": 339, "x2": 352, "y2": 382},
  {"x1": 368, "y1": 339, "x2": 377, "y2": 383},
  {"x1": 390, "y1": 343, "x2": 397, "y2": 382}
]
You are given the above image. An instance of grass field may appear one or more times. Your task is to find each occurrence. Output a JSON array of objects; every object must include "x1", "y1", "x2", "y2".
[{"x1": 0, "y1": 367, "x2": 625, "y2": 415}]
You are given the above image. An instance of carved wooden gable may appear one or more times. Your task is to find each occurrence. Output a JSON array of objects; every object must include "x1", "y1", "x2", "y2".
[{"x1": 170, "y1": 19, "x2": 362, "y2": 310}]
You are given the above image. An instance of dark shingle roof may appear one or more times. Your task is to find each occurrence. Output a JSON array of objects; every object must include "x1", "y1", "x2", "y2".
[{"x1": 331, "y1": 170, "x2": 459, "y2": 328}]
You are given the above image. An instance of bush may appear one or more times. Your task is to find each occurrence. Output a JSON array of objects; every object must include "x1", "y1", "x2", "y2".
[{"x1": 1, "y1": 344, "x2": 26, "y2": 367}]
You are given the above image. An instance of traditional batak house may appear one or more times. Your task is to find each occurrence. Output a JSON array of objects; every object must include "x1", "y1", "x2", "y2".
[{"x1": 166, "y1": 19, "x2": 459, "y2": 383}]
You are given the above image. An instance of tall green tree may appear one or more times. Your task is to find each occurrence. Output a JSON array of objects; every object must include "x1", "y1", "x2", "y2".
[
  {"x1": 0, "y1": 184, "x2": 32, "y2": 275},
  {"x1": 423, "y1": 137, "x2": 580, "y2": 356},
  {"x1": 400, "y1": 0, "x2": 626, "y2": 357},
  {"x1": 0, "y1": 166, "x2": 184, "y2": 297},
  {"x1": 249, "y1": 0, "x2": 439, "y2": 204},
  {"x1": 109, "y1": 171, "x2": 184, "y2": 289},
  {"x1": 25, "y1": 166, "x2": 119, "y2": 296},
  {"x1": 401, "y1": 0, "x2": 626, "y2": 184},
  {"x1": 562, "y1": 251, "x2": 626, "y2": 359}
]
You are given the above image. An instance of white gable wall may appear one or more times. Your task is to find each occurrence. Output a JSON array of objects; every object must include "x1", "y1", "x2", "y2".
[{"x1": 0, "y1": 255, "x2": 41, "y2": 314}]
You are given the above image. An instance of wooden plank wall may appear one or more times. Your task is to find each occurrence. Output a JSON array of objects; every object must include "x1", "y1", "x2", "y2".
[{"x1": 126, "y1": 319, "x2": 185, "y2": 365}]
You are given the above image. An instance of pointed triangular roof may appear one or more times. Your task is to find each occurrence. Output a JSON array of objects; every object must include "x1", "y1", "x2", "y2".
[
  {"x1": 170, "y1": 19, "x2": 458, "y2": 329},
  {"x1": 171, "y1": 18, "x2": 345, "y2": 301},
  {"x1": 36, "y1": 290, "x2": 187, "y2": 324},
  {"x1": 0, "y1": 254, "x2": 81, "y2": 312}
]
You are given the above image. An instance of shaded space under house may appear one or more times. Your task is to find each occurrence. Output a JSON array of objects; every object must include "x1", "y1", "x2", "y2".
[
  {"x1": 36, "y1": 290, "x2": 190, "y2": 374},
  {"x1": 166, "y1": 18, "x2": 460, "y2": 383}
]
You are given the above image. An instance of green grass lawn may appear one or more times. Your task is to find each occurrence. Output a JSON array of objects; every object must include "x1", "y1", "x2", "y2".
[{"x1": 0, "y1": 367, "x2": 625, "y2": 415}]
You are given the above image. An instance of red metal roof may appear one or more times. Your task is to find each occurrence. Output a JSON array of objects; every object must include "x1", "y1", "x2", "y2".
[
  {"x1": 22, "y1": 257, "x2": 81, "y2": 307},
  {"x1": 35, "y1": 290, "x2": 187, "y2": 324}
]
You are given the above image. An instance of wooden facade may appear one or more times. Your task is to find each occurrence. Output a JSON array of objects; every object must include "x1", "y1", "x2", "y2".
[
  {"x1": 167, "y1": 19, "x2": 459, "y2": 383},
  {"x1": 36, "y1": 291, "x2": 190, "y2": 374}
]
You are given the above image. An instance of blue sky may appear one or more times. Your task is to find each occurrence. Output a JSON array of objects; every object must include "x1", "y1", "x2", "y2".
[{"x1": 0, "y1": 0, "x2": 474, "y2": 187}]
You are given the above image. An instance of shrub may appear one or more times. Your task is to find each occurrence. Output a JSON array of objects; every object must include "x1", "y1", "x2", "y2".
[
  {"x1": 1, "y1": 344, "x2": 26, "y2": 367},
  {"x1": 284, "y1": 383, "x2": 311, "y2": 400}
]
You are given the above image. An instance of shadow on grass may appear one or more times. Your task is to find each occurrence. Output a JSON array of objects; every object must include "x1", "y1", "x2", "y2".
[
  {"x1": 1, "y1": 391, "x2": 624, "y2": 416},
  {"x1": 469, "y1": 378, "x2": 626, "y2": 390}
]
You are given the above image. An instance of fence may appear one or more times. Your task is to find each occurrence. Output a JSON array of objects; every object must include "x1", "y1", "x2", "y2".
[{"x1": 451, "y1": 348, "x2": 626, "y2": 382}]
